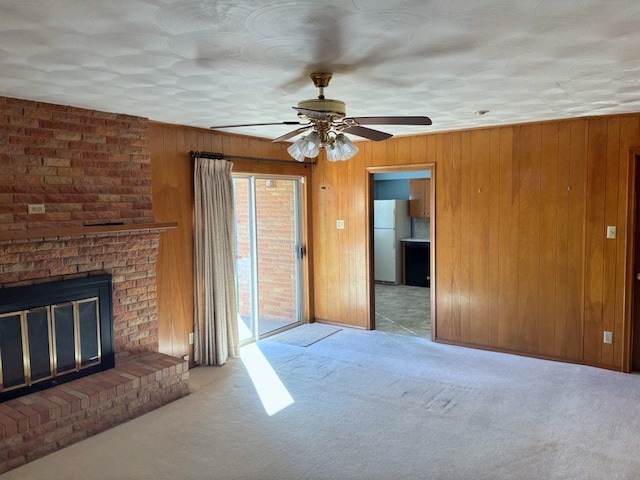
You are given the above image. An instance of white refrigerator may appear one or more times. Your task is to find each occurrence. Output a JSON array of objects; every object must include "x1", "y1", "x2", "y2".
[{"x1": 374, "y1": 200, "x2": 411, "y2": 284}]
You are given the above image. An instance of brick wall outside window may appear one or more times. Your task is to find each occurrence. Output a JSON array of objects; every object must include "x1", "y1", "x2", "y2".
[{"x1": 234, "y1": 178, "x2": 298, "y2": 327}]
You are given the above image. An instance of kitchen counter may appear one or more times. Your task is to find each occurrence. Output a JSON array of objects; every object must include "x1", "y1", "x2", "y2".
[{"x1": 401, "y1": 237, "x2": 430, "y2": 243}]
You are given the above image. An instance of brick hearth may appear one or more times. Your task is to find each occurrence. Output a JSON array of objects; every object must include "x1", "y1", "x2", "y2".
[{"x1": 0, "y1": 353, "x2": 189, "y2": 474}]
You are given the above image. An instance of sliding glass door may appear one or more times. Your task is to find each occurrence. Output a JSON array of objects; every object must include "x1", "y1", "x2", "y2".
[{"x1": 233, "y1": 175, "x2": 304, "y2": 343}]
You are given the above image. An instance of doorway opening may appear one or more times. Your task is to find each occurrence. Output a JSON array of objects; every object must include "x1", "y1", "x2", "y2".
[
  {"x1": 367, "y1": 164, "x2": 435, "y2": 340},
  {"x1": 233, "y1": 175, "x2": 305, "y2": 344}
]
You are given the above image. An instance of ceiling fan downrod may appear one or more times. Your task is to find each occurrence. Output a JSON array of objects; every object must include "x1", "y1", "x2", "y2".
[{"x1": 310, "y1": 72, "x2": 332, "y2": 99}]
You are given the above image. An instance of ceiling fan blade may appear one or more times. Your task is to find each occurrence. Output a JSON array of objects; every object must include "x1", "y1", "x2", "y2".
[
  {"x1": 271, "y1": 125, "x2": 313, "y2": 143},
  {"x1": 210, "y1": 121, "x2": 303, "y2": 129},
  {"x1": 293, "y1": 107, "x2": 334, "y2": 121},
  {"x1": 342, "y1": 125, "x2": 393, "y2": 141},
  {"x1": 345, "y1": 116, "x2": 432, "y2": 126}
]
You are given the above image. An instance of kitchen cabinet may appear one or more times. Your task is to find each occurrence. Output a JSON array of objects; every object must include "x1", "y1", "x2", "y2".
[{"x1": 409, "y1": 178, "x2": 430, "y2": 218}]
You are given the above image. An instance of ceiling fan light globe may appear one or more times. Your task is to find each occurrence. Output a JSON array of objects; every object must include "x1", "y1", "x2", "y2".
[
  {"x1": 287, "y1": 137, "x2": 308, "y2": 162},
  {"x1": 307, "y1": 145, "x2": 321, "y2": 158},
  {"x1": 305, "y1": 132, "x2": 321, "y2": 157},
  {"x1": 325, "y1": 144, "x2": 341, "y2": 162},
  {"x1": 288, "y1": 148, "x2": 307, "y2": 162},
  {"x1": 335, "y1": 134, "x2": 359, "y2": 160}
]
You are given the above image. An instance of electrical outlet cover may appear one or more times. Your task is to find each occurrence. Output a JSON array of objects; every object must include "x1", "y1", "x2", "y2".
[{"x1": 28, "y1": 204, "x2": 45, "y2": 214}]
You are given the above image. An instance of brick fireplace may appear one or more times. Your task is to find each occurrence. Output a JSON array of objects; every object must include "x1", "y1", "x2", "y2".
[
  {"x1": 1, "y1": 232, "x2": 162, "y2": 353},
  {"x1": 0, "y1": 96, "x2": 189, "y2": 473}
]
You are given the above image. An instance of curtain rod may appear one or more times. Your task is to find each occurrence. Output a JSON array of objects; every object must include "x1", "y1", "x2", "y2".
[{"x1": 188, "y1": 151, "x2": 315, "y2": 166}]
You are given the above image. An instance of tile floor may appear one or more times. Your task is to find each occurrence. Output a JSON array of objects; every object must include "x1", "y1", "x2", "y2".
[{"x1": 374, "y1": 283, "x2": 431, "y2": 337}]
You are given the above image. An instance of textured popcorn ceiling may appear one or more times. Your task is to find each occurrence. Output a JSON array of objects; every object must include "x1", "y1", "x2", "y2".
[{"x1": 1, "y1": 0, "x2": 640, "y2": 140}]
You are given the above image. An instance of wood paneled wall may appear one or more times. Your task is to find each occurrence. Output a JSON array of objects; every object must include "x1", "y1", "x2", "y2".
[
  {"x1": 151, "y1": 114, "x2": 640, "y2": 372},
  {"x1": 149, "y1": 122, "x2": 312, "y2": 360},
  {"x1": 313, "y1": 115, "x2": 640, "y2": 371}
]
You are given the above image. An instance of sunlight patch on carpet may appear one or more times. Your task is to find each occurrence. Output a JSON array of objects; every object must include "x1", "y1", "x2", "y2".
[{"x1": 240, "y1": 343, "x2": 294, "y2": 416}]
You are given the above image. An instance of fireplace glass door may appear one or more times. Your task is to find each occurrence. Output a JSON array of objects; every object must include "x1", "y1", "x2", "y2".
[
  {"x1": 0, "y1": 298, "x2": 101, "y2": 394},
  {"x1": 0, "y1": 274, "x2": 114, "y2": 402}
]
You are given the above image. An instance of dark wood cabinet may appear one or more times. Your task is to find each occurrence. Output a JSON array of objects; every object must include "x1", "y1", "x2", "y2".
[{"x1": 409, "y1": 178, "x2": 430, "y2": 218}]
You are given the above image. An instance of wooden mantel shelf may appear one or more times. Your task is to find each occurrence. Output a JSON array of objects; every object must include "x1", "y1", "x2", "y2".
[{"x1": 0, "y1": 222, "x2": 178, "y2": 242}]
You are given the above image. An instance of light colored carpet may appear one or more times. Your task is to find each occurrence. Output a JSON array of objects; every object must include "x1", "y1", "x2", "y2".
[
  {"x1": 266, "y1": 322, "x2": 341, "y2": 347},
  {"x1": 4, "y1": 328, "x2": 640, "y2": 479}
]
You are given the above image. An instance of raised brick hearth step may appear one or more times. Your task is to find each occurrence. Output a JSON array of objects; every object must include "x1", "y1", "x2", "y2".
[{"x1": 0, "y1": 352, "x2": 189, "y2": 474}]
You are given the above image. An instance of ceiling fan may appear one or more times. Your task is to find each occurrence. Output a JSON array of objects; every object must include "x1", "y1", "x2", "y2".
[{"x1": 210, "y1": 72, "x2": 432, "y2": 162}]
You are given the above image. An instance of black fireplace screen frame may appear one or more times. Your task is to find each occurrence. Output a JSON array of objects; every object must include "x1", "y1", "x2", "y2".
[{"x1": 0, "y1": 274, "x2": 115, "y2": 402}]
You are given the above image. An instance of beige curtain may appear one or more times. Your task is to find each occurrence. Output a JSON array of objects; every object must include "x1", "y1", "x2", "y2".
[{"x1": 193, "y1": 158, "x2": 239, "y2": 365}]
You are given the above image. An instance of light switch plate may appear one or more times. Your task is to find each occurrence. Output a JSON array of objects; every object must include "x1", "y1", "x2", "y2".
[
  {"x1": 606, "y1": 226, "x2": 616, "y2": 239},
  {"x1": 603, "y1": 331, "x2": 613, "y2": 344}
]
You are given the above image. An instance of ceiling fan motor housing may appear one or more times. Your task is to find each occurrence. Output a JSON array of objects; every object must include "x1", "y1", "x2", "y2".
[{"x1": 296, "y1": 98, "x2": 346, "y2": 118}]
